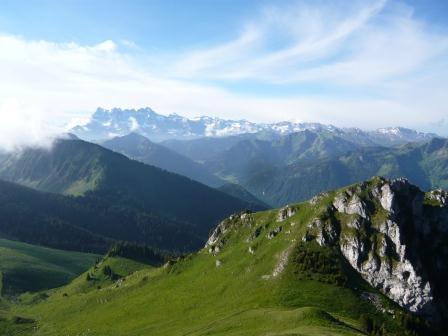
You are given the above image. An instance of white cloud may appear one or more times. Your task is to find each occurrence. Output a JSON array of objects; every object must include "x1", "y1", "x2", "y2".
[
  {"x1": 0, "y1": 0, "x2": 447, "y2": 151},
  {"x1": 0, "y1": 99, "x2": 60, "y2": 152},
  {"x1": 174, "y1": 0, "x2": 390, "y2": 82}
]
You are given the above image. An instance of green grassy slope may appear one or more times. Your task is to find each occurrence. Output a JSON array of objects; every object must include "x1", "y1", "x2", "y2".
[
  {"x1": 0, "y1": 140, "x2": 105, "y2": 196},
  {"x1": 4, "y1": 189, "x2": 422, "y2": 336},
  {"x1": 0, "y1": 139, "x2": 262, "y2": 253},
  {"x1": 203, "y1": 130, "x2": 365, "y2": 184},
  {"x1": 0, "y1": 238, "x2": 98, "y2": 295}
]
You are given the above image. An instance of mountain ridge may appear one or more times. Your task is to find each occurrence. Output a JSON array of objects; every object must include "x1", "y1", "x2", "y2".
[
  {"x1": 5, "y1": 177, "x2": 445, "y2": 335},
  {"x1": 71, "y1": 107, "x2": 438, "y2": 144},
  {"x1": 102, "y1": 132, "x2": 223, "y2": 187},
  {"x1": 0, "y1": 139, "x2": 263, "y2": 252},
  {"x1": 244, "y1": 137, "x2": 448, "y2": 206}
]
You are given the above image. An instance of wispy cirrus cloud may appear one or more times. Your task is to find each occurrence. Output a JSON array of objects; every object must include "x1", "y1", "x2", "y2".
[
  {"x1": 0, "y1": 0, "x2": 447, "y2": 150},
  {"x1": 172, "y1": 0, "x2": 390, "y2": 82},
  {"x1": 171, "y1": 0, "x2": 448, "y2": 87}
]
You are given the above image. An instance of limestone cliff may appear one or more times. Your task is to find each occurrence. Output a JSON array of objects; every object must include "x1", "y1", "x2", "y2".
[{"x1": 304, "y1": 177, "x2": 447, "y2": 321}]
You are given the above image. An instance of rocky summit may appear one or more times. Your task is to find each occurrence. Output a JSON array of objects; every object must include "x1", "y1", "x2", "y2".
[
  {"x1": 207, "y1": 177, "x2": 448, "y2": 325},
  {"x1": 327, "y1": 178, "x2": 447, "y2": 318}
]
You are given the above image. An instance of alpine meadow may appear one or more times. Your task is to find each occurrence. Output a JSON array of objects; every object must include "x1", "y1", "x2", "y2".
[{"x1": 0, "y1": 1, "x2": 448, "y2": 335}]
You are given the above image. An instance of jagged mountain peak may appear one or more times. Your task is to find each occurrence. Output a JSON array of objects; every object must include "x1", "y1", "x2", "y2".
[{"x1": 71, "y1": 107, "x2": 440, "y2": 146}]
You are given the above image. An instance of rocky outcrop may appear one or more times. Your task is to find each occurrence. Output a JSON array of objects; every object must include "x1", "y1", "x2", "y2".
[
  {"x1": 204, "y1": 177, "x2": 447, "y2": 323},
  {"x1": 304, "y1": 177, "x2": 448, "y2": 321},
  {"x1": 272, "y1": 246, "x2": 294, "y2": 277},
  {"x1": 267, "y1": 226, "x2": 282, "y2": 239},
  {"x1": 304, "y1": 215, "x2": 339, "y2": 247},
  {"x1": 277, "y1": 205, "x2": 296, "y2": 222},
  {"x1": 205, "y1": 211, "x2": 254, "y2": 254},
  {"x1": 333, "y1": 193, "x2": 368, "y2": 219},
  {"x1": 309, "y1": 192, "x2": 329, "y2": 205},
  {"x1": 426, "y1": 189, "x2": 448, "y2": 207}
]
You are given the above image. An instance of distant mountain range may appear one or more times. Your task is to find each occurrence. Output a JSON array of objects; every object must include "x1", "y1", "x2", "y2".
[
  {"x1": 71, "y1": 107, "x2": 437, "y2": 144},
  {"x1": 70, "y1": 107, "x2": 446, "y2": 208},
  {"x1": 163, "y1": 131, "x2": 448, "y2": 207},
  {"x1": 244, "y1": 137, "x2": 448, "y2": 206}
]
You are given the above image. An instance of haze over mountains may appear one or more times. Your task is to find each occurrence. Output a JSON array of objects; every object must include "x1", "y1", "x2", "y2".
[
  {"x1": 68, "y1": 107, "x2": 448, "y2": 208},
  {"x1": 71, "y1": 107, "x2": 436, "y2": 143},
  {"x1": 1, "y1": 107, "x2": 447, "y2": 335},
  {"x1": 102, "y1": 132, "x2": 224, "y2": 188},
  {"x1": 245, "y1": 137, "x2": 448, "y2": 206}
]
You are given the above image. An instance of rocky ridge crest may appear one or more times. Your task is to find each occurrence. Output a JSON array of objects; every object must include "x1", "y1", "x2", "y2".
[
  {"x1": 303, "y1": 177, "x2": 447, "y2": 321},
  {"x1": 205, "y1": 177, "x2": 448, "y2": 323}
]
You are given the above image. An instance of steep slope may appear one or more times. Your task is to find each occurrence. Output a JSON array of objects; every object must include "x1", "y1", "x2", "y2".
[
  {"x1": 0, "y1": 179, "x2": 201, "y2": 252},
  {"x1": 323, "y1": 178, "x2": 448, "y2": 319},
  {"x1": 217, "y1": 183, "x2": 269, "y2": 208},
  {"x1": 0, "y1": 179, "x2": 111, "y2": 252},
  {"x1": 0, "y1": 140, "x2": 105, "y2": 196},
  {"x1": 245, "y1": 138, "x2": 448, "y2": 206},
  {"x1": 204, "y1": 130, "x2": 367, "y2": 182},
  {"x1": 102, "y1": 133, "x2": 223, "y2": 187},
  {"x1": 0, "y1": 139, "x2": 260, "y2": 251},
  {"x1": 5, "y1": 177, "x2": 443, "y2": 335},
  {"x1": 0, "y1": 238, "x2": 98, "y2": 295}
]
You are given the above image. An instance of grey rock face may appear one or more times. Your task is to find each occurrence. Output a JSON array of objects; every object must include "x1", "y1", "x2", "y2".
[
  {"x1": 340, "y1": 233, "x2": 366, "y2": 268},
  {"x1": 205, "y1": 219, "x2": 227, "y2": 254},
  {"x1": 306, "y1": 218, "x2": 338, "y2": 246},
  {"x1": 267, "y1": 226, "x2": 282, "y2": 239},
  {"x1": 378, "y1": 183, "x2": 396, "y2": 214},
  {"x1": 308, "y1": 178, "x2": 447, "y2": 319},
  {"x1": 206, "y1": 211, "x2": 254, "y2": 254},
  {"x1": 205, "y1": 214, "x2": 237, "y2": 254},
  {"x1": 333, "y1": 193, "x2": 368, "y2": 218},
  {"x1": 277, "y1": 205, "x2": 297, "y2": 222},
  {"x1": 309, "y1": 192, "x2": 329, "y2": 205}
]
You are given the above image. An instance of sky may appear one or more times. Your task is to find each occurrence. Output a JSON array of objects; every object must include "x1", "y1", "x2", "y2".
[{"x1": 0, "y1": 0, "x2": 447, "y2": 150}]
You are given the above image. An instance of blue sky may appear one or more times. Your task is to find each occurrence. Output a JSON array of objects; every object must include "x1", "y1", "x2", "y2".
[
  {"x1": 1, "y1": 0, "x2": 447, "y2": 48},
  {"x1": 0, "y1": 0, "x2": 447, "y2": 149}
]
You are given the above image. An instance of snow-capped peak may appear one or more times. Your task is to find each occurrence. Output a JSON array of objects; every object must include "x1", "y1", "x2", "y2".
[{"x1": 70, "y1": 107, "x2": 438, "y2": 144}]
